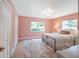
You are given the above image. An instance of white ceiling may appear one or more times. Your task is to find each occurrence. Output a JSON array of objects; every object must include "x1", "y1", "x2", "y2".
[{"x1": 11, "y1": 0, "x2": 78, "y2": 19}]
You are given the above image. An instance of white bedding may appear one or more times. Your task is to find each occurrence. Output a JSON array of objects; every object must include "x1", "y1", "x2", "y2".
[{"x1": 42, "y1": 32, "x2": 78, "y2": 50}]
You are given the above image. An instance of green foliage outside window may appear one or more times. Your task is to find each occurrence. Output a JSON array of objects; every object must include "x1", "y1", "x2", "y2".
[
  {"x1": 62, "y1": 20, "x2": 77, "y2": 29},
  {"x1": 31, "y1": 22, "x2": 45, "y2": 32}
]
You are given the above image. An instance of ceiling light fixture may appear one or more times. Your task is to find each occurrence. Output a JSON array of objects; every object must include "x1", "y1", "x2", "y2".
[{"x1": 41, "y1": 8, "x2": 54, "y2": 17}]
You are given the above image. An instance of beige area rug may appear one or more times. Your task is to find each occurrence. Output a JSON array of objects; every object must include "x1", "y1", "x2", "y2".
[{"x1": 12, "y1": 38, "x2": 57, "y2": 58}]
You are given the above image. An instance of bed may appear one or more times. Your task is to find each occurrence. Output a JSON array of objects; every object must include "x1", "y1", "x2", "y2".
[{"x1": 42, "y1": 29, "x2": 78, "y2": 52}]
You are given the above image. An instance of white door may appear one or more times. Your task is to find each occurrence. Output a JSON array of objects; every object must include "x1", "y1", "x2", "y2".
[
  {"x1": 0, "y1": 0, "x2": 4, "y2": 57},
  {"x1": 0, "y1": 0, "x2": 18, "y2": 58},
  {"x1": 0, "y1": 0, "x2": 11, "y2": 58}
]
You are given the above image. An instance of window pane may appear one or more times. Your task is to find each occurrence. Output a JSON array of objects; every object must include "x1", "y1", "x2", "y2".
[
  {"x1": 39, "y1": 22, "x2": 45, "y2": 27},
  {"x1": 31, "y1": 22, "x2": 38, "y2": 32},
  {"x1": 31, "y1": 28, "x2": 38, "y2": 32},
  {"x1": 38, "y1": 22, "x2": 45, "y2": 32},
  {"x1": 62, "y1": 20, "x2": 77, "y2": 30},
  {"x1": 67, "y1": 20, "x2": 77, "y2": 27},
  {"x1": 39, "y1": 28, "x2": 45, "y2": 32},
  {"x1": 31, "y1": 22, "x2": 45, "y2": 32},
  {"x1": 31, "y1": 22, "x2": 38, "y2": 28}
]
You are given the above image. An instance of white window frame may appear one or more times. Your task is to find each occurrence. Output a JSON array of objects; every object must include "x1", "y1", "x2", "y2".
[
  {"x1": 31, "y1": 22, "x2": 45, "y2": 32},
  {"x1": 62, "y1": 19, "x2": 78, "y2": 30}
]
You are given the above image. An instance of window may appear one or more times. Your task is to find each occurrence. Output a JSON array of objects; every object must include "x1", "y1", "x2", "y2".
[
  {"x1": 62, "y1": 20, "x2": 77, "y2": 30},
  {"x1": 31, "y1": 22, "x2": 45, "y2": 32}
]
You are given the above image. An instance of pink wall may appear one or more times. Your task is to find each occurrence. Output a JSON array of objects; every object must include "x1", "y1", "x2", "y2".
[
  {"x1": 18, "y1": 16, "x2": 52, "y2": 40},
  {"x1": 18, "y1": 13, "x2": 78, "y2": 40}
]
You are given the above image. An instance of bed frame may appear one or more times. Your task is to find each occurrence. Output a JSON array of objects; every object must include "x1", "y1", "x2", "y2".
[
  {"x1": 42, "y1": 34, "x2": 76, "y2": 52},
  {"x1": 42, "y1": 34, "x2": 57, "y2": 52}
]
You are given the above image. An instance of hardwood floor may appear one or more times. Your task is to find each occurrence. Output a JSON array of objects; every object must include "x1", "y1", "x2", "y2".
[{"x1": 11, "y1": 38, "x2": 57, "y2": 58}]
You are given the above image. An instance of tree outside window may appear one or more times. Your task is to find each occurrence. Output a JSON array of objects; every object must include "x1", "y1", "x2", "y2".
[
  {"x1": 62, "y1": 20, "x2": 77, "y2": 30},
  {"x1": 31, "y1": 22, "x2": 45, "y2": 32}
]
